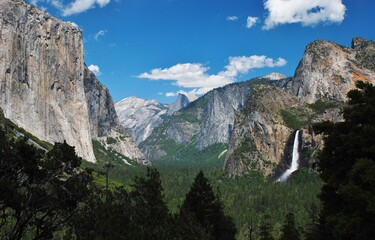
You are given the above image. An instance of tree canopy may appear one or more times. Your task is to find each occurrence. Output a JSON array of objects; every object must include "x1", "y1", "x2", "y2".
[
  {"x1": 314, "y1": 81, "x2": 375, "y2": 240},
  {"x1": 181, "y1": 170, "x2": 237, "y2": 240}
]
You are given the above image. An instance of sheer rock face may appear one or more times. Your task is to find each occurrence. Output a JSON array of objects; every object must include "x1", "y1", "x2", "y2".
[
  {"x1": 224, "y1": 85, "x2": 302, "y2": 177},
  {"x1": 0, "y1": 0, "x2": 95, "y2": 162},
  {"x1": 196, "y1": 84, "x2": 250, "y2": 150},
  {"x1": 115, "y1": 94, "x2": 189, "y2": 144},
  {"x1": 84, "y1": 65, "x2": 122, "y2": 138},
  {"x1": 0, "y1": 0, "x2": 147, "y2": 164},
  {"x1": 289, "y1": 38, "x2": 375, "y2": 104},
  {"x1": 84, "y1": 65, "x2": 148, "y2": 164}
]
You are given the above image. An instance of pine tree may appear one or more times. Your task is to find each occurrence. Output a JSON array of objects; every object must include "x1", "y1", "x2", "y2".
[
  {"x1": 180, "y1": 170, "x2": 237, "y2": 240},
  {"x1": 130, "y1": 167, "x2": 172, "y2": 239},
  {"x1": 258, "y1": 213, "x2": 274, "y2": 240},
  {"x1": 280, "y1": 212, "x2": 300, "y2": 240},
  {"x1": 314, "y1": 81, "x2": 375, "y2": 239}
]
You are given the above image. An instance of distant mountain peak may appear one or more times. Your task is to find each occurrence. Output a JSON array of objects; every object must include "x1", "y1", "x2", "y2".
[
  {"x1": 115, "y1": 94, "x2": 190, "y2": 144},
  {"x1": 262, "y1": 72, "x2": 287, "y2": 80},
  {"x1": 167, "y1": 93, "x2": 190, "y2": 115}
]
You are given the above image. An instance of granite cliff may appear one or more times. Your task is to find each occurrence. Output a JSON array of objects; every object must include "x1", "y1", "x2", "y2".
[
  {"x1": 289, "y1": 37, "x2": 375, "y2": 103},
  {"x1": 0, "y1": 0, "x2": 147, "y2": 164},
  {"x1": 84, "y1": 65, "x2": 148, "y2": 164},
  {"x1": 225, "y1": 38, "x2": 375, "y2": 177}
]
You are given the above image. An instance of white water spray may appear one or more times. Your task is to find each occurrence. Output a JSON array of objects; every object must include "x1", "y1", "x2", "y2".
[{"x1": 277, "y1": 130, "x2": 301, "y2": 182}]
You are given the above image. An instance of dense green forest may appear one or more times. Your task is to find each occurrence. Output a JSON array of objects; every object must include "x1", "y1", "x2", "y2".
[{"x1": 1, "y1": 81, "x2": 374, "y2": 239}]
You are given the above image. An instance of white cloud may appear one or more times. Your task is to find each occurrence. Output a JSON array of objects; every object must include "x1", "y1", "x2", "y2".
[
  {"x1": 61, "y1": 0, "x2": 111, "y2": 16},
  {"x1": 263, "y1": 0, "x2": 346, "y2": 30},
  {"x1": 166, "y1": 90, "x2": 198, "y2": 102},
  {"x1": 246, "y1": 16, "x2": 258, "y2": 28},
  {"x1": 138, "y1": 55, "x2": 286, "y2": 96},
  {"x1": 94, "y1": 30, "x2": 108, "y2": 41},
  {"x1": 88, "y1": 64, "x2": 101, "y2": 76},
  {"x1": 166, "y1": 92, "x2": 176, "y2": 97},
  {"x1": 97, "y1": 0, "x2": 110, "y2": 7},
  {"x1": 50, "y1": 0, "x2": 64, "y2": 10},
  {"x1": 226, "y1": 16, "x2": 238, "y2": 21}
]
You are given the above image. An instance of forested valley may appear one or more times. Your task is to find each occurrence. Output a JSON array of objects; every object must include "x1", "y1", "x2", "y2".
[{"x1": 1, "y1": 82, "x2": 374, "y2": 239}]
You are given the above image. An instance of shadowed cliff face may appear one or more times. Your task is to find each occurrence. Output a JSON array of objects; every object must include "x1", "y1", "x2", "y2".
[
  {"x1": 0, "y1": 0, "x2": 147, "y2": 164},
  {"x1": 84, "y1": 65, "x2": 148, "y2": 164}
]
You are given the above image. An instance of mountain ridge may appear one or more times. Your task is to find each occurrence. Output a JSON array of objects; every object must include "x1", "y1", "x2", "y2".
[
  {"x1": 140, "y1": 75, "x2": 290, "y2": 162},
  {"x1": 115, "y1": 93, "x2": 190, "y2": 144}
]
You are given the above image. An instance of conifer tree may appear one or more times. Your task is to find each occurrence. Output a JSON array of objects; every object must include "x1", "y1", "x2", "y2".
[
  {"x1": 280, "y1": 212, "x2": 300, "y2": 240},
  {"x1": 314, "y1": 81, "x2": 375, "y2": 239},
  {"x1": 258, "y1": 213, "x2": 274, "y2": 240},
  {"x1": 180, "y1": 170, "x2": 237, "y2": 240},
  {"x1": 130, "y1": 167, "x2": 172, "y2": 239}
]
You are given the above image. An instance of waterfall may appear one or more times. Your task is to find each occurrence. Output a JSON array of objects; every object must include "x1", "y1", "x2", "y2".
[{"x1": 277, "y1": 130, "x2": 301, "y2": 182}]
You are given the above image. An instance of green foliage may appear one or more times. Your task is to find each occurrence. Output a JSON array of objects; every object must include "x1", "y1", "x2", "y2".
[
  {"x1": 234, "y1": 139, "x2": 257, "y2": 155},
  {"x1": 0, "y1": 113, "x2": 324, "y2": 239},
  {"x1": 314, "y1": 81, "x2": 375, "y2": 240},
  {"x1": 154, "y1": 136, "x2": 228, "y2": 165},
  {"x1": 355, "y1": 47, "x2": 375, "y2": 70},
  {"x1": 5, "y1": 118, "x2": 53, "y2": 151},
  {"x1": 280, "y1": 109, "x2": 309, "y2": 129},
  {"x1": 106, "y1": 136, "x2": 117, "y2": 144},
  {"x1": 83, "y1": 140, "x2": 146, "y2": 187},
  {"x1": 0, "y1": 131, "x2": 93, "y2": 239},
  {"x1": 308, "y1": 99, "x2": 340, "y2": 114},
  {"x1": 259, "y1": 214, "x2": 274, "y2": 240},
  {"x1": 181, "y1": 171, "x2": 237, "y2": 240},
  {"x1": 280, "y1": 212, "x2": 300, "y2": 240}
]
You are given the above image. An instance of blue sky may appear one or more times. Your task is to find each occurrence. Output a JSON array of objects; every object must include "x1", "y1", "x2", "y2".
[{"x1": 29, "y1": 0, "x2": 375, "y2": 103}]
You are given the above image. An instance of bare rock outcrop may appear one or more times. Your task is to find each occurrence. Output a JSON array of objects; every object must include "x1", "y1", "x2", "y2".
[{"x1": 289, "y1": 38, "x2": 375, "y2": 103}]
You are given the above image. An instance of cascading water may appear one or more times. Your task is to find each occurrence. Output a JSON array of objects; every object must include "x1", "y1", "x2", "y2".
[{"x1": 277, "y1": 130, "x2": 301, "y2": 182}]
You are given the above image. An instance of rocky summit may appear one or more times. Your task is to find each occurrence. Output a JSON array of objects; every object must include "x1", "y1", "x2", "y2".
[
  {"x1": 288, "y1": 37, "x2": 375, "y2": 103},
  {"x1": 115, "y1": 93, "x2": 189, "y2": 144},
  {"x1": 0, "y1": 0, "x2": 147, "y2": 164}
]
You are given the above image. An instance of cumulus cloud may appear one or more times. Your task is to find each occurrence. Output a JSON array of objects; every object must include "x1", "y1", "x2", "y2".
[
  {"x1": 61, "y1": 0, "x2": 111, "y2": 16},
  {"x1": 88, "y1": 64, "x2": 101, "y2": 76},
  {"x1": 263, "y1": 0, "x2": 346, "y2": 30},
  {"x1": 246, "y1": 16, "x2": 258, "y2": 28},
  {"x1": 226, "y1": 16, "x2": 238, "y2": 21},
  {"x1": 138, "y1": 55, "x2": 287, "y2": 96},
  {"x1": 95, "y1": 30, "x2": 108, "y2": 41}
]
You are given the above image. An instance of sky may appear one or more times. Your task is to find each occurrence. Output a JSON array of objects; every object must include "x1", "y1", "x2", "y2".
[{"x1": 29, "y1": 0, "x2": 375, "y2": 103}]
